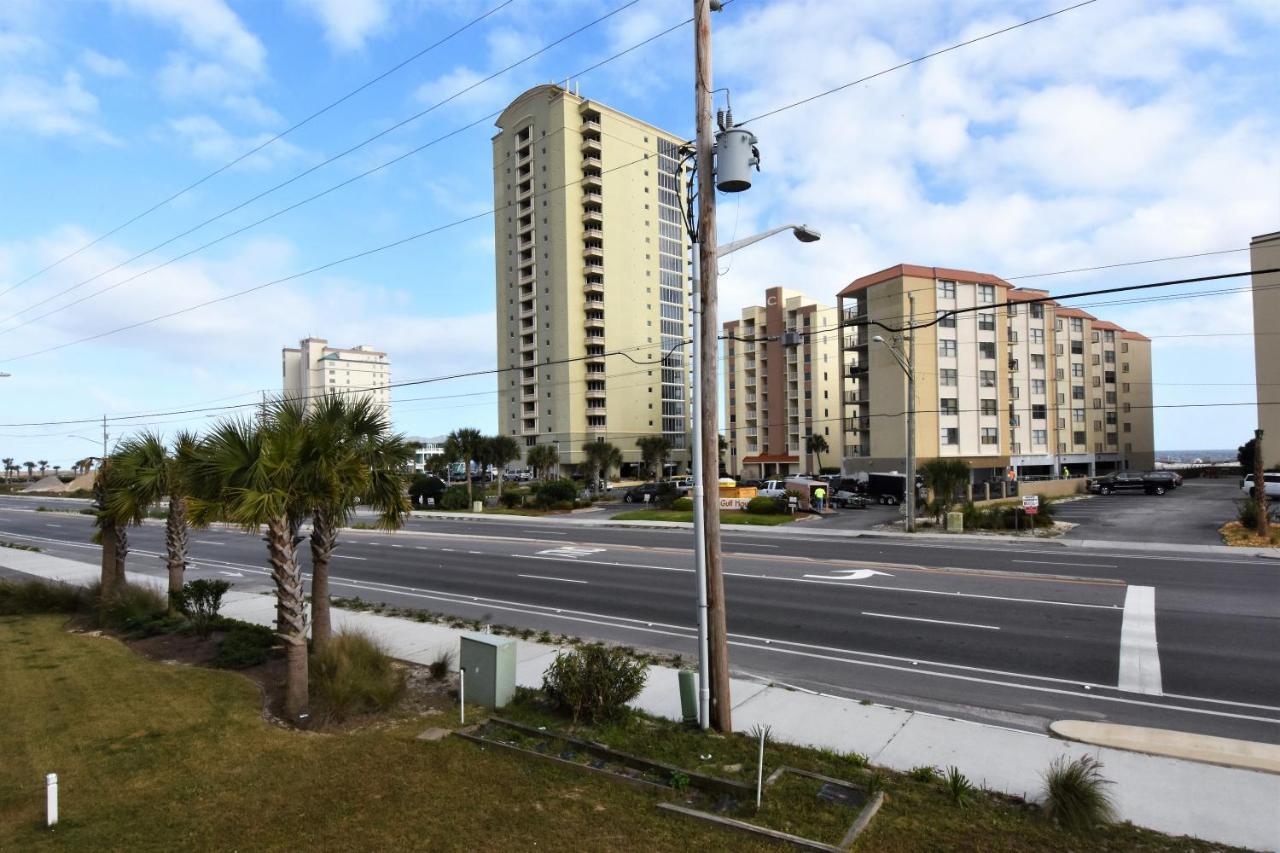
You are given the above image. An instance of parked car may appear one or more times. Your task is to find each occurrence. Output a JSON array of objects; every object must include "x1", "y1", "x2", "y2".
[
  {"x1": 1088, "y1": 471, "x2": 1170, "y2": 495},
  {"x1": 757, "y1": 480, "x2": 789, "y2": 499},
  {"x1": 622, "y1": 483, "x2": 663, "y2": 504},
  {"x1": 667, "y1": 477, "x2": 695, "y2": 495},
  {"x1": 1241, "y1": 473, "x2": 1280, "y2": 499},
  {"x1": 1143, "y1": 470, "x2": 1183, "y2": 489}
]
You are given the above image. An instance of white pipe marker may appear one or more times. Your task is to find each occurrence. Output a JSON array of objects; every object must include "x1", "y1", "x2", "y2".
[{"x1": 46, "y1": 773, "x2": 57, "y2": 827}]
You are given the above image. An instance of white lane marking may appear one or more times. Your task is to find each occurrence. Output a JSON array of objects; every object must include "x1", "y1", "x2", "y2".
[
  {"x1": 414, "y1": 546, "x2": 429, "y2": 550},
  {"x1": 390, "y1": 544, "x2": 403, "y2": 548},
  {"x1": 1118, "y1": 585, "x2": 1163, "y2": 696},
  {"x1": 727, "y1": 542, "x2": 779, "y2": 548},
  {"x1": 524, "y1": 530, "x2": 567, "y2": 536},
  {"x1": 861, "y1": 611, "x2": 1000, "y2": 631},
  {"x1": 803, "y1": 569, "x2": 893, "y2": 581},
  {"x1": 467, "y1": 551, "x2": 483, "y2": 555},
  {"x1": 334, "y1": 555, "x2": 367, "y2": 561},
  {"x1": 1013, "y1": 560, "x2": 1117, "y2": 568},
  {"x1": 440, "y1": 548, "x2": 456, "y2": 552},
  {"x1": 512, "y1": 555, "x2": 1115, "y2": 610},
  {"x1": 518, "y1": 574, "x2": 589, "y2": 585},
  {"x1": 45, "y1": 523, "x2": 62, "y2": 528},
  {"x1": 194, "y1": 539, "x2": 225, "y2": 546}
]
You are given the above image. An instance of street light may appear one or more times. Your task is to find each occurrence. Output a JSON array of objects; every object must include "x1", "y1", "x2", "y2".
[
  {"x1": 689, "y1": 223, "x2": 820, "y2": 730},
  {"x1": 872, "y1": 301, "x2": 917, "y2": 533}
]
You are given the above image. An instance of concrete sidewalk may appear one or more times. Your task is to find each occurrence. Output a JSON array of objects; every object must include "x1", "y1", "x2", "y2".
[{"x1": 3, "y1": 548, "x2": 1278, "y2": 851}]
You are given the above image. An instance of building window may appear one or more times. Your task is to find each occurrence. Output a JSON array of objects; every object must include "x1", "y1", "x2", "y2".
[
  {"x1": 979, "y1": 370, "x2": 996, "y2": 388},
  {"x1": 1030, "y1": 354, "x2": 1045, "y2": 369},
  {"x1": 1031, "y1": 379, "x2": 1046, "y2": 395},
  {"x1": 1030, "y1": 328, "x2": 1044, "y2": 344},
  {"x1": 941, "y1": 427, "x2": 959, "y2": 445},
  {"x1": 938, "y1": 280, "x2": 956, "y2": 299},
  {"x1": 1030, "y1": 303, "x2": 1044, "y2": 319},
  {"x1": 1122, "y1": 342, "x2": 1130, "y2": 353},
  {"x1": 1073, "y1": 430, "x2": 1087, "y2": 445},
  {"x1": 1071, "y1": 317, "x2": 1083, "y2": 332},
  {"x1": 1071, "y1": 340, "x2": 1084, "y2": 355},
  {"x1": 1122, "y1": 382, "x2": 1130, "y2": 392},
  {"x1": 979, "y1": 313, "x2": 995, "y2": 331},
  {"x1": 940, "y1": 368, "x2": 958, "y2": 386},
  {"x1": 1122, "y1": 362, "x2": 1130, "y2": 373},
  {"x1": 1072, "y1": 385, "x2": 1085, "y2": 400},
  {"x1": 938, "y1": 313, "x2": 957, "y2": 328},
  {"x1": 1032, "y1": 404, "x2": 1047, "y2": 420},
  {"x1": 980, "y1": 399, "x2": 997, "y2": 416},
  {"x1": 980, "y1": 427, "x2": 999, "y2": 445},
  {"x1": 1032, "y1": 429, "x2": 1047, "y2": 445},
  {"x1": 1071, "y1": 363, "x2": 1084, "y2": 378},
  {"x1": 978, "y1": 284, "x2": 995, "y2": 303},
  {"x1": 1073, "y1": 408, "x2": 1085, "y2": 422},
  {"x1": 939, "y1": 339, "x2": 957, "y2": 357},
  {"x1": 941, "y1": 398, "x2": 959, "y2": 415},
  {"x1": 1123, "y1": 422, "x2": 1132, "y2": 433},
  {"x1": 978, "y1": 342, "x2": 996, "y2": 360}
]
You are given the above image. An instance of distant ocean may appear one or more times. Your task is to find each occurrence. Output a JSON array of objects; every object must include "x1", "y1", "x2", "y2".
[{"x1": 1156, "y1": 449, "x2": 1236, "y2": 464}]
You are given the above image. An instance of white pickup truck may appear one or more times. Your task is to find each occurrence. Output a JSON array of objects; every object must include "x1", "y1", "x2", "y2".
[{"x1": 757, "y1": 480, "x2": 789, "y2": 499}]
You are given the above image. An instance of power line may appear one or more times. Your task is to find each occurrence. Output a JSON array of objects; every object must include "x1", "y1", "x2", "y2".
[
  {"x1": 0, "y1": 0, "x2": 642, "y2": 326},
  {"x1": 737, "y1": 0, "x2": 1100, "y2": 126},
  {"x1": 1005, "y1": 247, "x2": 1250, "y2": 280},
  {"x1": 0, "y1": 0, "x2": 519, "y2": 300}
]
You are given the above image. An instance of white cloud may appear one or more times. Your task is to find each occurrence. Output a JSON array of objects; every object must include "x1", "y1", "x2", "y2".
[
  {"x1": 79, "y1": 49, "x2": 130, "y2": 78},
  {"x1": 167, "y1": 114, "x2": 303, "y2": 167},
  {"x1": 221, "y1": 93, "x2": 283, "y2": 126},
  {"x1": 0, "y1": 31, "x2": 42, "y2": 62},
  {"x1": 289, "y1": 0, "x2": 391, "y2": 52},
  {"x1": 111, "y1": 0, "x2": 263, "y2": 72},
  {"x1": 0, "y1": 70, "x2": 116, "y2": 143}
]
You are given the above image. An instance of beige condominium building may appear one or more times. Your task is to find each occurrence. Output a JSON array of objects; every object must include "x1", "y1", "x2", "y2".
[
  {"x1": 723, "y1": 287, "x2": 843, "y2": 478},
  {"x1": 1252, "y1": 231, "x2": 1280, "y2": 468},
  {"x1": 281, "y1": 337, "x2": 391, "y2": 419},
  {"x1": 836, "y1": 265, "x2": 1154, "y2": 482},
  {"x1": 492, "y1": 84, "x2": 691, "y2": 474}
]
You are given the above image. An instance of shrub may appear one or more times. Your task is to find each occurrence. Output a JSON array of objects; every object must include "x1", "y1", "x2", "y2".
[
  {"x1": 909, "y1": 765, "x2": 940, "y2": 783},
  {"x1": 864, "y1": 770, "x2": 886, "y2": 796},
  {"x1": 408, "y1": 474, "x2": 446, "y2": 508},
  {"x1": 945, "y1": 766, "x2": 974, "y2": 807},
  {"x1": 438, "y1": 484, "x2": 472, "y2": 511},
  {"x1": 214, "y1": 621, "x2": 276, "y2": 669},
  {"x1": 428, "y1": 648, "x2": 454, "y2": 680},
  {"x1": 745, "y1": 496, "x2": 782, "y2": 515},
  {"x1": 1237, "y1": 499, "x2": 1260, "y2": 529},
  {"x1": 311, "y1": 628, "x2": 406, "y2": 722},
  {"x1": 0, "y1": 578, "x2": 92, "y2": 615},
  {"x1": 671, "y1": 496, "x2": 694, "y2": 511},
  {"x1": 1041, "y1": 755, "x2": 1115, "y2": 832},
  {"x1": 97, "y1": 583, "x2": 168, "y2": 632},
  {"x1": 171, "y1": 578, "x2": 231, "y2": 637},
  {"x1": 541, "y1": 644, "x2": 648, "y2": 724},
  {"x1": 533, "y1": 478, "x2": 577, "y2": 508},
  {"x1": 651, "y1": 481, "x2": 680, "y2": 509},
  {"x1": 499, "y1": 491, "x2": 524, "y2": 509}
]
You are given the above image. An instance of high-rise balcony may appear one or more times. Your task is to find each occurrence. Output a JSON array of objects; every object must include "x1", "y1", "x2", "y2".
[
  {"x1": 516, "y1": 182, "x2": 533, "y2": 200},
  {"x1": 582, "y1": 172, "x2": 602, "y2": 190},
  {"x1": 585, "y1": 386, "x2": 606, "y2": 400},
  {"x1": 581, "y1": 118, "x2": 601, "y2": 133},
  {"x1": 582, "y1": 208, "x2": 603, "y2": 226},
  {"x1": 518, "y1": 267, "x2": 535, "y2": 285},
  {"x1": 582, "y1": 155, "x2": 602, "y2": 169},
  {"x1": 584, "y1": 261, "x2": 604, "y2": 276},
  {"x1": 517, "y1": 149, "x2": 532, "y2": 167},
  {"x1": 583, "y1": 190, "x2": 603, "y2": 204},
  {"x1": 516, "y1": 219, "x2": 534, "y2": 237},
  {"x1": 584, "y1": 280, "x2": 604, "y2": 296},
  {"x1": 583, "y1": 244, "x2": 604, "y2": 261},
  {"x1": 586, "y1": 420, "x2": 607, "y2": 432},
  {"x1": 585, "y1": 330, "x2": 606, "y2": 345},
  {"x1": 521, "y1": 388, "x2": 538, "y2": 402},
  {"x1": 583, "y1": 227, "x2": 604, "y2": 240},
  {"x1": 581, "y1": 136, "x2": 601, "y2": 155},
  {"x1": 522, "y1": 420, "x2": 538, "y2": 434},
  {"x1": 584, "y1": 314, "x2": 605, "y2": 331},
  {"x1": 519, "y1": 302, "x2": 536, "y2": 320}
]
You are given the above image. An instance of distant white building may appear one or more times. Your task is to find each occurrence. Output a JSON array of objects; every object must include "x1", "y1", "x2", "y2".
[
  {"x1": 407, "y1": 436, "x2": 446, "y2": 473},
  {"x1": 282, "y1": 337, "x2": 391, "y2": 420}
]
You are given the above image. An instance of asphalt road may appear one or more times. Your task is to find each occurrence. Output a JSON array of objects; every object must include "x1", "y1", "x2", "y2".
[{"x1": 1, "y1": 495, "x2": 1277, "y2": 743}]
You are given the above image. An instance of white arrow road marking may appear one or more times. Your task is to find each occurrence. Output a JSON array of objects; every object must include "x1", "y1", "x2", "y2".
[
  {"x1": 801, "y1": 568, "x2": 894, "y2": 581},
  {"x1": 535, "y1": 546, "x2": 606, "y2": 559},
  {"x1": 1118, "y1": 585, "x2": 1163, "y2": 695},
  {"x1": 217, "y1": 571, "x2": 244, "y2": 578}
]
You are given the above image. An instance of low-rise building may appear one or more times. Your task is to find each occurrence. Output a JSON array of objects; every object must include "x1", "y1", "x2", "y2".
[
  {"x1": 281, "y1": 337, "x2": 391, "y2": 420},
  {"x1": 1252, "y1": 231, "x2": 1280, "y2": 468}
]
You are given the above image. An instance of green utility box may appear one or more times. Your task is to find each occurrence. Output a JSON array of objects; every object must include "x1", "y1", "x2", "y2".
[
  {"x1": 946, "y1": 511, "x2": 964, "y2": 532},
  {"x1": 459, "y1": 633, "x2": 517, "y2": 709}
]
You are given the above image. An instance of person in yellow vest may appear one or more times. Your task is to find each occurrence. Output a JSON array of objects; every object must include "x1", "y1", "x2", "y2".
[
  {"x1": 813, "y1": 485, "x2": 826, "y2": 511},
  {"x1": 1062, "y1": 465, "x2": 1071, "y2": 480}
]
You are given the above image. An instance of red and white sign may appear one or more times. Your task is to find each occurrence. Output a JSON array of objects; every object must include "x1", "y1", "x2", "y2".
[{"x1": 1022, "y1": 494, "x2": 1040, "y2": 515}]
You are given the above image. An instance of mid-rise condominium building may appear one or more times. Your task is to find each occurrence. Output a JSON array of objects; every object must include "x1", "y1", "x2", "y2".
[
  {"x1": 836, "y1": 265, "x2": 1154, "y2": 481},
  {"x1": 281, "y1": 337, "x2": 391, "y2": 419},
  {"x1": 492, "y1": 83, "x2": 692, "y2": 475},
  {"x1": 1252, "y1": 231, "x2": 1280, "y2": 468},
  {"x1": 723, "y1": 287, "x2": 843, "y2": 478}
]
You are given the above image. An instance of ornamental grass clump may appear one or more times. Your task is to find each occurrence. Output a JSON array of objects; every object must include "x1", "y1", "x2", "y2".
[
  {"x1": 1041, "y1": 755, "x2": 1116, "y2": 832},
  {"x1": 311, "y1": 628, "x2": 405, "y2": 723}
]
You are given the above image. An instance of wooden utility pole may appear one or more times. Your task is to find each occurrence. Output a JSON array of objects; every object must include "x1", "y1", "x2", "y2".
[
  {"x1": 1255, "y1": 429, "x2": 1268, "y2": 538},
  {"x1": 694, "y1": 0, "x2": 731, "y2": 732}
]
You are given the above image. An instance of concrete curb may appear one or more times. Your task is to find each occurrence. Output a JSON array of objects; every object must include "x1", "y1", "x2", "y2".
[{"x1": 1051, "y1": 720, "x2": 1280, "y2": 775}]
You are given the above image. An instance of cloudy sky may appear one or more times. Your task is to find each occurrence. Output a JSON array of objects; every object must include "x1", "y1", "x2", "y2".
[{"x1": 0, "y1": 0, "x2": 1276, "y2": 468}]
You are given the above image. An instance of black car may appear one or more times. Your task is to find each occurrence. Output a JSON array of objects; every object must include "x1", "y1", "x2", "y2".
[
  {"x1": 1143, "y1": 470, "x2": 1183, "y2": 489},
  {"x1": 1088, "y1": 471, "x2": 1170, "y2": 496},
  {"x1": 622, "y1": 483, "x2": 663, "y2": 503}
]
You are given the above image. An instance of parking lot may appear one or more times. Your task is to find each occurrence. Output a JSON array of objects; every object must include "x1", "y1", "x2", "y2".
[{"x1": 1052, "y1": 478, "x2": 1243, "y2": 545}]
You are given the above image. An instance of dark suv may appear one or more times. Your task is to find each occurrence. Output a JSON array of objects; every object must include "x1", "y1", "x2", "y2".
[
  {"x1": 1088, "y1": 471, "x2": 1170, "y2": 496},
  {"x1": 1143, "y1": 470, "x2": 1183, "y2": 489}
]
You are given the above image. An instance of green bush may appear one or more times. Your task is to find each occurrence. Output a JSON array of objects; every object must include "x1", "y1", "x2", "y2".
[
  {"x1": 945, "y1": 765, "x2": 975, "y2": 807},
  {"x1": 909, "y1": 765, "x2": 939, "y2": 783},
  {"x1": 408, "y1": 474, "x2": 446, "y2": 508},
  {"x1": 499, "y1": 491, "x2": 524, "y2": 509},
  {"x1": 311, "y1": 628, "x2": 406, "y2": 722},
  {"x1": 671, "y1": 496, "x2": 694, "y2": 511},
  {"x1": 1237, "y1": 499, "x2": 1260, "y2": 528},
  {"x1": 1041, "y1": 755, "x2": 1115, "y2": 832},
  {"x1": 533, "y1": 478, "x2": 578, "y2": 508},
  {"x1": 745, "y1": 495, "x2": 782, "y2": 515},
  {"x1": 97, "y1": 583, "x2": 168, "y2": 632},
  {"x1": 439, "y1": 484, "x2": 471, "y2": 511},
  {"x1": 962, "y1": 499, "x2": 1055, "y2": 530},
  {"x1": 171, "y1": 578, "x2": 231, "y2": 637},
  {"x1": 541, "y1": 644, "x2": 648, "y2": 724},
  {"x1": 652, "y1": 481, "x2": 680, "y2": 509},
  {"x1": 214, "y1": 621, "x2": 277, "y2": 669},
  {"x1": 0, "y1": 578, "x2": 92, "y2": 615}
]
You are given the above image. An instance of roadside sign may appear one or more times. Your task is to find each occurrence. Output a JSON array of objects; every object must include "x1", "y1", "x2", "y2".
[{"x1": 1022, "y1": 494, "x2": 1039, "y2": 515}]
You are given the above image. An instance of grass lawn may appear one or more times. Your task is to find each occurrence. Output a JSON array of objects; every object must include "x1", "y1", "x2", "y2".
[
  {"x1": 1219, "y1": 521, "x2": 1280, "y2": 547},
  {"x1": 611, "y1": 509, "x2": 796, "y2": 526},
  {"x1": 0, "y1": 616, "x2": 774, "y2": 852}
]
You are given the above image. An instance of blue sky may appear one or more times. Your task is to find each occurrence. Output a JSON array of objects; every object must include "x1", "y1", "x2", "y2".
[{"x1": 0, "y1": 0, "x2": 1277, "y2": 469}]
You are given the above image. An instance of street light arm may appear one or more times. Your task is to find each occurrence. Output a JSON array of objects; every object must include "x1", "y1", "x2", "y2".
[
  {"x1": 717, "y1": 223, "x2": 819, "y2": 257},
  {"x1": 874, "y1": 339, "x2": 912, "y2": 376}
]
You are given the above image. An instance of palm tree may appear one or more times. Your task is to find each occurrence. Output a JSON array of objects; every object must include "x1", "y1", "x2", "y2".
[
  {"x1": 443, "y1": 427, "x2": 485, "y2": 504},
  {"x1": 92, "y1": 458, "x2": 131, "y2": 600},
  {"x1": 108, "y1": 431, "x2": 199, "y2": 613},
  {"x1": 52, "y1": 464, "x2": 61, "y2": 478},
  {"x1": 635, "y1": 436, "x2": 672, "y2": 482},
  {"x1": 804, "y1": 434, "x2": 830, "y2": 475},
  {"x1": 23, "y1": 461, "x2": 35, "y2": 480},
  {"x1": 718, "y1": 434, "x2": 729, "y2": 475},
  {"x1": 190, "y1": 406, "x2": 312, "y2": 720},
  {"x1": 300, "y1": 396, "x2": 411, "y2": 649},
  {"x1": 919, "y1": 458, "x2": 971, "y2": 521},
  {"x1": 526, "y1": 443, "x2": 559, "y2": 480},
  {"x1": 581, "y1": 441, "x2": 622, "y2": 494},
  {"x1": 1, "y1": 458, "x2": 12, "y2": 483},
  {"x1": 486, "y1": 434, "x2": 521, "y2": 497},
  {"x1": 37, "y1": 460, "x2": 48, "y2": 477}
]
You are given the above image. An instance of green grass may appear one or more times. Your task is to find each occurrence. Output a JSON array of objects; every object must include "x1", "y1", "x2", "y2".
[{"x1": 611, "y1": 509, "x2": 796, "y2": 526}]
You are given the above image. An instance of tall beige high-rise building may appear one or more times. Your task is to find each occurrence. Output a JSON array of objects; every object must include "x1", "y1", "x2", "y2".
[
  {"x1": 723, "y1": 287, "x2": 843, "y2": 478},
  {"x1": 836, "y1": 265, "x2": 1154, "y2": 480},
  {"x1": 281, "y1": 337, "x2": 391, "y2": 420},
  {"x1": 493, "y1": 84, "x2": 691, "y2": 473},
  {"x1": 1252, "y1": 231, "x2": 1280, "y2": 468}
]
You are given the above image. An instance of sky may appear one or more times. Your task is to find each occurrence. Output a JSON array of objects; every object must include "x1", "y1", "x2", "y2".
[{"x1": 0, "y1": 0, "x2": 1277, "y2": 470}]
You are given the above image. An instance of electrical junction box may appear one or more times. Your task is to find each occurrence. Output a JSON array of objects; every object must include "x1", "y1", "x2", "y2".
[{"x1": 459, "y1": 633, "x2": 517, "y2": 709}]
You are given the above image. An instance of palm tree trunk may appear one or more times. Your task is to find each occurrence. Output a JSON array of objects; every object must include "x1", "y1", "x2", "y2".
[
  {"x1": 466, "y1": 469, "x2": 473, "y2": 505},
  {"x1": 309, "y1": 507, "x2": 337, "y2": 650},
  {"x1": 267, "y1": 514, "x2": 308, "y2": 721},
  {"x1": 165, "y1": 495, "x2": 189, "y2": 614},
  {"x1": 100, "y1": 523, "x2": 126, "y2": 599}
]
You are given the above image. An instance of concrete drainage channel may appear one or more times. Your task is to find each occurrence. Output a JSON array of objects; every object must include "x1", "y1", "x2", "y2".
[{"x1": 455, "y1": 718, "x2": 883, "y2": 851}]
